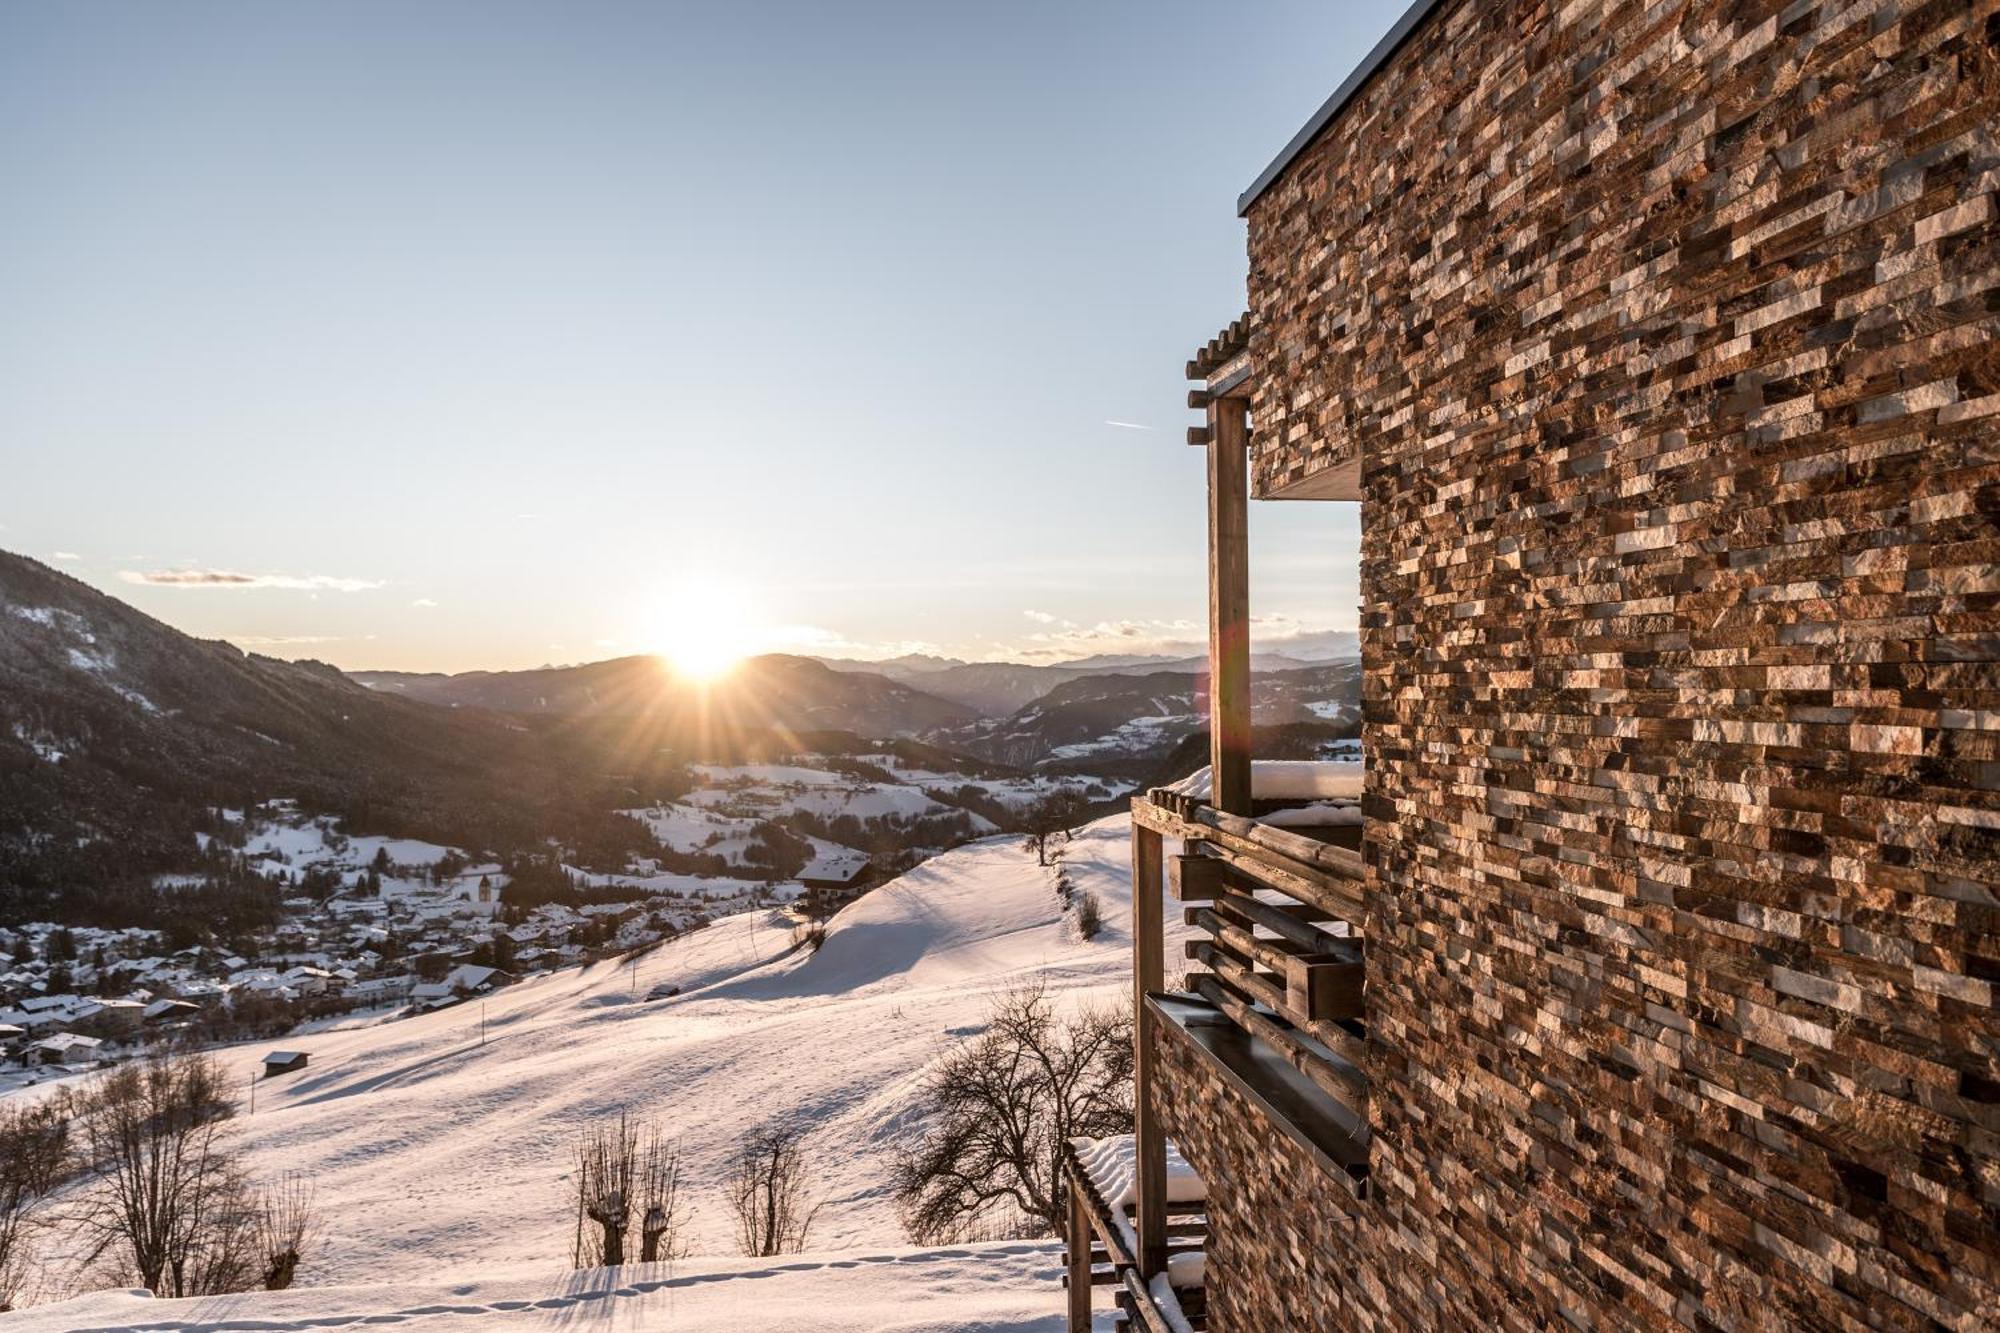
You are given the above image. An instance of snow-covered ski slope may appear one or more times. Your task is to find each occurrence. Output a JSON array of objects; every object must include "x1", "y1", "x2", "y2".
[{"x1": 31, "y1": 813, "x2": 1183, "y2": 1321}]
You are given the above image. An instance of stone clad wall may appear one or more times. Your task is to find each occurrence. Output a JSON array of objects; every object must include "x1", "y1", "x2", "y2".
[
  {"x1": 1204, "y1": 0, "x2": 2000, "y2": 1327},
  {"x1": 1150, "y1": 1014, "x2": 1383, "y2": 1330}
]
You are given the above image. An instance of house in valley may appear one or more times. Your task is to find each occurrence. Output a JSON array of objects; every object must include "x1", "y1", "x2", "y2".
[
  {"x1": 1067, "y1": 2, "x2": 1998, "y2": 1329},
  {"x1": 141, "y1": 998, "x2": 202, "y2": 1026},
  {"x1": 23, "y1": 1032, "x2": 103, "y2": 1068},
  {"x1": 411, "y1": 963, "x2": 511, "y2": 1009}
]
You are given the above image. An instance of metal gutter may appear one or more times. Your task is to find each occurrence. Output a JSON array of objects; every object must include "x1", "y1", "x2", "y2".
[{"x1": 1236, "y1": 0, "x2": 1448, "y2": 217}]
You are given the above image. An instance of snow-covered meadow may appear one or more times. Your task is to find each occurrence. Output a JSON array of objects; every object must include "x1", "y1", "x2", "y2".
[
  {"x1": 11, "y1": 813, "x2": 1185, "y2": 1327},
  {"x1": 9, "y1": 1243, "x2": 1080, "y2": 1332}
]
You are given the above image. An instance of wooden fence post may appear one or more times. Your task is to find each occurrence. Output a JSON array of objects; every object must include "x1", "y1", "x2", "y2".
[{"x1": 1067, "y1": 1181, "x2": 1094, "y2": 1332}]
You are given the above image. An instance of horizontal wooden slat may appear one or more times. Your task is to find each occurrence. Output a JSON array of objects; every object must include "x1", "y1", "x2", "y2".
[
  {"x1": 1133, "y1": 794, "x2": 1364, "y2": 926},
  {"x1": 1189, "y1": 945, "x2": 1369, "y2": 1106},
  {"x1": 1198, "y1": 886, "x2": 1351, "y2": 954}
]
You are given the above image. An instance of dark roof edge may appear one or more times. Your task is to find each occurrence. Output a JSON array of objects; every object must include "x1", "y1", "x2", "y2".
[{"x1": 1236, "y1": 0, "x2": 1447, "y2": 217}]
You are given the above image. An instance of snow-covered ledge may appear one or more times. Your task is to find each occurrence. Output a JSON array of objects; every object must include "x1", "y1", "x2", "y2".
[
  {"x1": 1166, "y1": 759, "x2": 1363, "y2": 801},
  {"x1": 1165, "y1": 759, "x2": 1363, "y2": 829}
]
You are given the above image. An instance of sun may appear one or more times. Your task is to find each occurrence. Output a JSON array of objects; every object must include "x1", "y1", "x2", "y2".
[{"x1": 646, "y1": 580, "x2": 766, "y2": 682}]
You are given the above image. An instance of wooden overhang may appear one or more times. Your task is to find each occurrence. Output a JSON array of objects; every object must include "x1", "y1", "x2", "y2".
[
  {"x1": 1185, "y1": 313, "x2": 1252, "y2": 410},
  {"x1": 1188, "y1": 309, "x2": 1359, "y2": 504}
]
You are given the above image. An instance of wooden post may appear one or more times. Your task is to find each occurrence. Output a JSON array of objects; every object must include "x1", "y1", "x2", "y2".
[
  {"x1": 1207, "y1": 397, "x2": 1253, "y2": 815},
  {"x1": 1067, "y1": 1182, "x2": 1094, "y2": 1332},
  {"x1": 1131, "y1": 822, "x2": 1168, "y2": 1280}
]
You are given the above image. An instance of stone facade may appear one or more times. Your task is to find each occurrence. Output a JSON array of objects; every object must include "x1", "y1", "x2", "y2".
[
  {"x1": 1179, "y1": 0, "x2": 2000, "y2": 1328},
  {"x1": 1152, "y1": 1012, "x2": 1381, "y2": 1329}
]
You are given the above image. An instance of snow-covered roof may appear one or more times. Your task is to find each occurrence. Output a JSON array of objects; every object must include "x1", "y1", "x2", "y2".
[{"x1": 32, "y1": 1032, "x2": 102, "y2": 1052}]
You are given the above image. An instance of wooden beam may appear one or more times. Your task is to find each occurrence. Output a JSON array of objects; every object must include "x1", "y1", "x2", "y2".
[
  {"x1": 1067, "y1": 1185, "x2": 1094, "y2": 1332},
  {"x1": 1188, "y1": 963, "x2": 1369, "y2": 1113},
  {"x1": 1130, "y1": 823, "x2": 1168, "y2": 1281},
  {"x1": 1207, "y1": 397, "x2": 1252, "y2": 816},
  {"x1": 1130, "y1": 794, "x2": 1366, "y2": 927},
  {"x1": 1168, "y1": 851, "x2": 1226, "y2": 902},
  {"x1": 1119, "y1": 1270, "x2": 1180, "y2": 1333},
  {"x1": 1201, "y1": 884, "x2": 1349, "y2": 953},
  {"x1": 1189, "y1": 905, "x2": 1365, "y2": 1023}
]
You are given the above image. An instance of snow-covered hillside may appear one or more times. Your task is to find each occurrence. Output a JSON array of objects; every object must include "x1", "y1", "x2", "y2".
[
  {"x1": 9, "y1": 1243, "x2": 1078, "y2": 1332},
  {"x1": 14, "y1": 813, "x2": 1183, "y2": 1311}
]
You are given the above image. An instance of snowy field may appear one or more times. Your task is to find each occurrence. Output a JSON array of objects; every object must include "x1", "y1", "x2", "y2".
[
  {"x1": 6, "y1": 1243, "x2": 1087, "y2": 1332},
  {"x1": 10, "y1": 814, "x2": 1183, "y2": 1324}
]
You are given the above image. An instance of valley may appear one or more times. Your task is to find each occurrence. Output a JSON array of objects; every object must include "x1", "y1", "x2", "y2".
[{"x1": 5, "y1": 813, "x2": 1195, "y2": 1314}]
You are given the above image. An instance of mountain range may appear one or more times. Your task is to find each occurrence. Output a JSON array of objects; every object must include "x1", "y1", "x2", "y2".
[
  {"x1": 812, "y1": 635, "x2": 1359, "y2": 715},
  {"x1": 0, "y1": 550, "x2": 1360, "y2": 922}
]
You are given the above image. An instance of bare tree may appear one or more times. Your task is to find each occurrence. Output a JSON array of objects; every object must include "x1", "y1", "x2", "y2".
[
  {"x1": 727, "y1": 1122, "x2": 822, "y2": 1256},
  {"x1": 256, "y1": 1174, "x2": 319, "y2": 1290},
  {"x1": 166, "y1": 1166, "x2": 258, "y2": 1300},
  {"x1": 637, "y1": 1133, "x2": 692, "y2": 1263},
  {"x1": 571, "y1": 1113, "x2": 638, "y2": 1268},
  {"x1": 892, "y1": 979, "x2": 1132, "y2": 1242},
  {"x1": 1022, "y1": 792, "x2": 1087, "y2": 866},
  {"x1": 0, "y1": 1094, "x2": 76, "y2": 1311},
  {"x1": 73, "y1": 1054, "x2": 249, "y2": 1297}
]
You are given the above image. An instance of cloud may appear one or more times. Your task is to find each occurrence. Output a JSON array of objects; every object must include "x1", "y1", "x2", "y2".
[
  {"x1": 120, "y1": 569, "x2": 385, "y2": 592},
  {"x1": 230, "y1": 634, "x2": 342, "y2": 647},
  {"x1": 1005, "y1": 617, "x2": 1207, "y2": 661},
  {"x1": 771, "y1": 624, "x2": 951, "y2": 662},
  {"x1": 49, "y1": 552, "x2": 81, "y2": 562},
  {"x1": 411, "y1": 597, "x2": 439, "y2": 608},
  {"x1": 1022, "y1": 609, "x2": 1058, "y2": 624},
  {"x1": 1104, "y1": 420, "x2": 1155, "y2": 431}
]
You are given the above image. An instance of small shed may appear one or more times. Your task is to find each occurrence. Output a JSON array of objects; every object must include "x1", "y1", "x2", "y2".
[{"x1": 262, "y1": 1050, "x2": 309, "y2": 1078}]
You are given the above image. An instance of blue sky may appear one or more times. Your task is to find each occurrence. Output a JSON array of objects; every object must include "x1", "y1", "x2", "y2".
[{"x1": 1, "y1": 1, "x2": 1397, "y2": 672}]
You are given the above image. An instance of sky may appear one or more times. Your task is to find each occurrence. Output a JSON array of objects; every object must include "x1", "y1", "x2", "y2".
[{"x1": 1, "y1": 0, "x2": 1401, "y2": 673}]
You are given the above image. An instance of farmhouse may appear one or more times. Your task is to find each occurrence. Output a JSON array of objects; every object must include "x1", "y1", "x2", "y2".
[
  {"x1": 1069, "y1": 2, "x2": 2000, "y2": 1330},
  {"x1": 24, "y1": 1032, "x2": 103, "y2": 1067},
  {"x1": 411, "y1": 963, "x2": 512, "y2": 1008}
]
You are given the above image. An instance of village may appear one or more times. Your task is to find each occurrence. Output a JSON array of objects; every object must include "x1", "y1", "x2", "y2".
[{"x1": 0, "y1": 757, "x2": 1122, "y2": 1086}]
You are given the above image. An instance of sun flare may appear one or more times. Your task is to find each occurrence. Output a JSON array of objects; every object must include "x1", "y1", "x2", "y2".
[{"x1": 646, "y1": 580, "x2": 766, "y2": 682}]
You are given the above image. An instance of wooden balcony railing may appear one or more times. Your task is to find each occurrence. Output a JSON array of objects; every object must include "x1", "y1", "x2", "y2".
[
  {"x1": 1137, "y1": 788, "x2": 1369, "y2": 1134},
  {"x1": 1107, "y1": 781, "x2": 1370, "y2": 1331}
]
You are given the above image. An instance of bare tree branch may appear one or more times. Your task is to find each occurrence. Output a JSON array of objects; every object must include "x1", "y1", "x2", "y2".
[
  {"x1": 892, "y1": 979, "x2": 1132, "y2": 1242},
  {"x1": 728, "y1": 1121, "x2": 822, "y2": 1256}
]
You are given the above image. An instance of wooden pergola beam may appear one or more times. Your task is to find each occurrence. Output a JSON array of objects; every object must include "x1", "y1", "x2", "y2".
[{"x1": 1206, "y1": 397, "x2": 1252, "y2": 816}]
